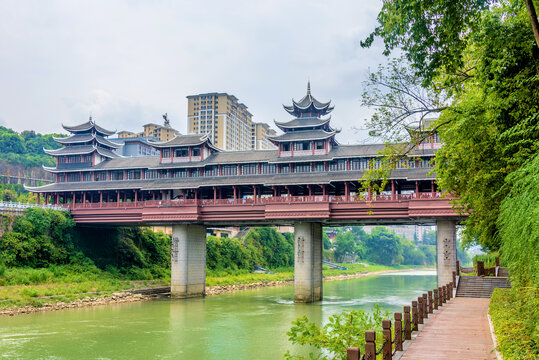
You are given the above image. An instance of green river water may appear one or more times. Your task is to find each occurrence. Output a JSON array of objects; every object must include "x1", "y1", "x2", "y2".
[{"x1": 0, "y1": 270, "x2": 436, "y2": 359}]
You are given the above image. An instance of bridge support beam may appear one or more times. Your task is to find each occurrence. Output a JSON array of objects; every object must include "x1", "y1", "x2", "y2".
[
  {"x1": 294, "y1": 222, "x2": 323, "y2": 303},
  {"x1": 436, "y1": 220, "x2": 457, "y2": 287},
  {"x1": 171, "y1": 224, "x2": 207, "y2": 298}
]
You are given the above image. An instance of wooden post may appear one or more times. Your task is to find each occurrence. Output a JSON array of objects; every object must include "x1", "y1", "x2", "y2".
[
  {"x1": 428, "y1": 291, "x2": 433, "y2": 314},
  {"x1": 364, "y1": 331, "x2": 376, "y2": 360},
  {"x1": 433, "y1": 288, "x2": 438, "y2": 310},
  {"x1": 477, "y1": 260, "x2": 485, "y2": 276},
  {"x1": 442, "y1": 286, "x2": 447, "y2": 303},
  {"x1": 417, "y1": 296, "x2": 424, "y2": 324},
  {"x1": 411, "y1": 301, "x2": 418, "y2": 331},
  {"x1": 495, "y1": 257, "x2": 500, "y2": 267},
  {"x1": 394, "y1": 312, "x2": 403, "y2": 351},
  {"x1": 382, "y1": 319, "x2": 392, "y2": 360},
  {"x1": 438, "y1": 287, "x2": 443, "y2": 307},
  {"x1": 422, "y1": 293, "x2": 428, "y2": 319},
  {"x1": 346, "y1": 347, "x2": 360, "y2": 360},
  {"x1": 449, "y1": 282, "x2": 454, "y2": 299},
  {"x1": 456, "y1": 260, "x2": 460, "y2": 276},
  {"x1": 403, "y1": 305, "x2": 411, "y2": 340},
  {"x1": 452, "y1": 271, "x2": 457, "y2": 289}
]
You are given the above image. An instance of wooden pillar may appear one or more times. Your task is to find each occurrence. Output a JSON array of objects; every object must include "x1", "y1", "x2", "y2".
[
  {"x1": 391, "y1": 180, "x2": 395, "y2": 200},
  {"x1": 346, "y1": 347, "x2": 360, "y2": 360},
  {"x1": 394, "y1": 312, "x2": 403, "y2": 351},
  {"x1": 286, "y1": 186, "x2": 290, "y2": 198},
  {"x1": 415, "y1": 180, "x2": 419, "y2": 195},
  {"x1": 403, "y1": 305, "x2": 411, "y2": 340},
  {"x1": 433, "y1": 288, "x2": 439, "y2": 310},
  {"x1": 322, "y1": 184, "x2": 326, "y2": 199},
  {"x1": 233, "y1": 186, "x2": 237, "y2": 204},
  {"x1": 152, "y1": 191, "x2": 155, "y2": 201},
  {"x1": 253, "y1": 185, "x2": 256, "y2": 203},
  {"x1": 428, "y1": 290, "x2": 433, "y2": 314},
  {"x1": 45, "y1": 194, "x2": 49, "y2": 205},
  {"x1": 382, "y1": 319, "x2": 392, "y2": 360},
  {"x1": 99, "y1": 191, "x2": 103, "y2": 207},
  {"x1": 422, "y1": 293, "x2": 428, "y2": 319},
  {"x1": 72, "y1": 193, "x2": 76, "y2": 204},
  {"x1": 83, "y1": 192, "x2": 86, "y2": 205},
  {"x1": 431, "y1": 180, "x2": 435, "y2": 195},
  {"x1": 273, "y1": 186, "x2": 277, "y2": 197},
  {"x1": 438, "y1": 287, "x2": 443, "y2": 307},
  {"x1": 117, "y1": 191, "x2": 120, "y2": 207},
  {"x1": 213, "y1": 187, "x2": 217, "y2": 202},
  {"x1": 307, "y1": 185, "x2": 312, "y2": 196},
  {"x1": 134, "y1": 190, "x2": 138, "y2": 205},
  {"x1": 412, "y1": 300, "x2": 418, "y2": 331},
  {"x1": 417, "y1": 296, "x2": 423, "y2": 324},
  {"x1": 364, "y1": 331, "x2": 376, "y2": 360},
  {"x1": 344, "y1": 182, "x2": 350, "y2": 201}
]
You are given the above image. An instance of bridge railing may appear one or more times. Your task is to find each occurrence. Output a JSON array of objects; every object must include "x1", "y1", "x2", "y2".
[
  {"x1": 65, "y1": 192, "x2": 450, "y2": 209},
  {"x1": 0, "y1": 201, "x2": 69, "y2": 212},
  {"x1": 347, "y1": 276, "x2": 457, "y2": 360}
]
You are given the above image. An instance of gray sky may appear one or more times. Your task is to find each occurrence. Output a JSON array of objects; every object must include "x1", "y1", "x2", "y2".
[{"x1": 0, "y1": 0, "x2": 388, "y2": 144}]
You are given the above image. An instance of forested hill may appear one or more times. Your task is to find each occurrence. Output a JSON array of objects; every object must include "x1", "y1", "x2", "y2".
[{"x1": 0, "y1": 126, "x2": 62, "y2": 168}]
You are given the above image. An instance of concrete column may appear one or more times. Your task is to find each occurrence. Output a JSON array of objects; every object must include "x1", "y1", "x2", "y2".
[
  {"x1": 436, "y1": 220, "x2": 457, "y2": 287},
  {"x1": 171, "y1": 224, "x2": 207, "y2": 298},
  {"x1": 294, "y1": 222, "x2": 323, "y2": 303}
]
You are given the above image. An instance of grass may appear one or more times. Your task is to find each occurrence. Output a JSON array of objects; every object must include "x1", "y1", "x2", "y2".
[
  {"x1": 0, "y1": 263, "x2": 428, "y2": 310},
  {"x1": 489, "y1": 287, "x2": 538, "y2": 360}
]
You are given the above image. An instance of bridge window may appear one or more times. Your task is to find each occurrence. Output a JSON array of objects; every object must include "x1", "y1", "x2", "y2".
[
  {"x1": 222, "y1": 165, "x2": 238, "y2": 176},
  {"x1": 241, "y1": 163, "x2": 258, "y2": 175},
  {"x1": 315, "y1": 141, "x2": 325, "y2": 150},
  {"x1": 261, "y1": 163, "x2": 277, "y2": 174},
  {"x1": 110, "y1": 171, "x2": 123, "y2": 180},
  {"x1": 295, "y1": 164, "x2": 312, "y2": 173},
  {"x1": 83, "y1": 173, "x2": 92, "y2": 182},
  {"x1": 191, "y1": 169, "x2": 201, "y2": 177},
  {"x1": 67, "y1": 173, "x2": 80, "y2": 182},
  {"x1": 161, "y1": 170, "x2": 170, "y2": 179},
  {"x1": 173, "y1": 169, "x2": 188, "y2": 178},
  {"x1": 145, "y1": 170, "x2": 160, "y2": 179},
  {"x1": 94, "y1": 172, "x2": 106, "y2": 181},
  {"x1": 58, "y1": 157, "x2": 66, "y2": 164},
  {"x1": 280, "y1": 164, "x2": 291, "y2": 173},
  {"x1": 162, "y1": 149, "x2": 170, "y2": 158},
  {"x1": 175, "y1": 149, "x2": 188, "y2": 157},
  {"x1": 329, "y1": 160, "x2": 346, "y2": 171},
  {"x1": 314, "y1": 162, "x2": 325, "y2": 172},
  {"x1": 351, "y1": 158, "x2": 369, "y2": 170},
  {"x1": 281, "y1": 143, "x2": 290, "y2": 152},
  {"x1": 58, "y1": 174, "x2": 65, "y2": 182},
  {"x1": 192, "y1": 148, "x2": 201, "y2": 157},
  {"x1": 127, "y1": 170, "x2": 141, "y2": 180},
  {"x1": 204, "y1": 166, "x2": 218, "y2": 177}
]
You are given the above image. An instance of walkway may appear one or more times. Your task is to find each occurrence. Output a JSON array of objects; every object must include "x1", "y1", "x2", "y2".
[{"x1": 400, "y1": 297, "x2": 496, "y2": 360}]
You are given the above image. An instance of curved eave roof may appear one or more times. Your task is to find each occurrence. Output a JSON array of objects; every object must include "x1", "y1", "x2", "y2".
[
  {"x1": 149, "y1": 134, "x2": 221, "y2": 151},
  {"x1": 53, "y1": 133, "x2": 121, "y2": 149},
  {"x1": 267, "y1": 130, "x2": 338, "y2": 143},
  {"x1": 62, "y1": 121, "x2": 116, "y2": 136},
  {"x1": 44, "y1": 145, "x2": 95, "y2": 156},
  {"x1": 275, "y1": 117, "x2": 332, "y2": 130}
]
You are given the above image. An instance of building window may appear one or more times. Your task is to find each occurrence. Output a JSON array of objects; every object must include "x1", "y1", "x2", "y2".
[
  {"x1": 351, "y1": 158, "x2": 369, "y2": 170},
  {"x1": 295, "y1": 164, "x2": 311, "y2": 173},
  {"x1": 145, "y1": 170, "x2": 160, "y2": 179},
  {"x1": 162, "y1": 149, "x2": 170, "y2": 158},
  {"x1": 281, "y1": 143, "x2": 290, "y2": 152},
  {"x1": 191, "y1": 169, "x2": 201, "y2": 177},
  {"x1": 127, "y1": 170, "x2": 141, "y2": 180},
  {"x1": 315, "y1": 141, "x2": 325, "y2": 150},
  {"x1": 175, "y1": 149, "x2": 188, "y2": 157},
  {"x1": 110, "y1": 171, "x2": 123, "y2": 180},
  {"x1": 94, "y1": 172, "x2": 106, "y2": 181},
  {"x1": 67, "y1": 173, "x2": 80, "y2": 182},
  {"x1": 280, "y1": 164, "x2": 291, "y2": 173},
  {"x1": 241, "y1": 163, "x2": 258, "y2": 175},
  {"x1": 261, "y1": 163, "x2": 276, "y2": 174},
  {"x1": 173, "y1": 169, "x2": 188, "y2": 178},
  {"x1": 192, "y1": 148, "x2": 201, "y2": 157},
  {"x1": 314, "y1": 162, "x2": 325, "y2": 172},
  {"x1": 294, "y1": 141, "x2": 311, "y2": 151},
  {"x1": 329, "y1": 160, "x2": 346, "y2": 171},
  {"x1": 204, "y1": 166, "x2": 218, "y2": 177},
  {"x1": 222, "y1": 165, "x2": 238, "y2": 176},
  {"x1": 83, "y1": 173, "x2": 92, "y2": 182}
]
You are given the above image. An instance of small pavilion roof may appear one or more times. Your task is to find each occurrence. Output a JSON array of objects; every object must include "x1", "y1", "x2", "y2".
[
  {"x1": 43, "y1": 145, "x2": 120, "y2": 159},
  {"x1": 283, "y1": 82, "x2": 334, "y2": 117},
  {"x1": 62, "y1": 119, "x2": 116, "y2": 136},
  {"x1": 267, "y1": 129, "x2": 339, "y2": 143},
  {"x1": 53, "y1": 133, "x2": 121, "y2": 149},
  {"x1": 149, "y1": 134, "x2": 221, "y2": 151},
  {"x1": 274, "y1": 117, "x2": 333, "y2": 131}
]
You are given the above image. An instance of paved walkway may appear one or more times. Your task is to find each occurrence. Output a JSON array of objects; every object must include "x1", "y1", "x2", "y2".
[{"x1": 400, "y1": 297, "x2": 496, "y2": 360}]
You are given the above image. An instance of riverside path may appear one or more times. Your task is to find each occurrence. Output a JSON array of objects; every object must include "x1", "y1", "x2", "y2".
[{"x1": 399, "y1": 297, "x2": 496, "y2": 360}]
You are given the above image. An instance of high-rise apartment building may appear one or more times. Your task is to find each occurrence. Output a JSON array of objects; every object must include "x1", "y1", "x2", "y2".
[
  {"x1": 252, "y1": 122, "x2": 277, "y2": 150},
  {"x1": 187, "y1": 92, "x2": 275, "y2": 151}
]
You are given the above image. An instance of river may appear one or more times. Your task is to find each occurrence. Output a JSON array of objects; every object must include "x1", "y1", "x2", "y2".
[{"x1": 0, "y1": 270, "x2": 435, "y2": 359}]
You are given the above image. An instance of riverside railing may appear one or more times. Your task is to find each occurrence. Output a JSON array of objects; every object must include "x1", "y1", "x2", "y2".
[
  {"x1": 346, "y1": 275, "x2": 457, "y2": 360},
  {"x1": 0, "y1": 201, "x2": 69, "y2": 212}
]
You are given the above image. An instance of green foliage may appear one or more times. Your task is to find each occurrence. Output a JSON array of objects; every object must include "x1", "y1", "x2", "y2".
[
  {"x1": 364, "y1": 227, "x2": 403, "y2": 265},
  {"x1": 244, "y1": 227, "x2": 294, "y2": 268},
  {"x1": 0, "y1": 127, "x2": 63, "y2": 167},
  {"x1": 489, "y1": 288, "x2": 539, "y2": 359},
  {"x1": 333, "y1": 231, "x2": 360, "y2": 262},
  {"x1": 284, "y1": 305, "x2": 390, "y2": 360},
  {"x1": 473, "y1": 252, "x2": 501, "y2": 269}
]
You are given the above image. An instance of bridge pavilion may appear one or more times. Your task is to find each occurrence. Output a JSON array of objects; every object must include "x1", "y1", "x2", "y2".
[{"x1": 27, "y1": 84, "x2": 459, "y2": 302}]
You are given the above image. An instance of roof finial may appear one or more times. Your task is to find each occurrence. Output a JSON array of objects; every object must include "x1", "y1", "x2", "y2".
[
  {"x1": 89, "y1": 113, "x2": 93, "y2": 124},
  {"x1": 307, "y1": 80, "x2": 311, "y2": 96}
]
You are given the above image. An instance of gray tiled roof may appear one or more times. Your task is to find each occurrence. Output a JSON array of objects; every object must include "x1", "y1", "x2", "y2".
[
  {"x1": 275, "y1": 117, "x2": 331, "y2": 129},
  {"x1": 267, "y1": 129, "x2": 337, "y2": 142},
  {"x1": 149, "y1": 134, "x2": 219, "y2": 149},
  {"x1": 62, "y1": 121, "x2": 115, "y2": 136},
  {"x1": 44, "y1": 145, "x2": 95, "y2": 156}
]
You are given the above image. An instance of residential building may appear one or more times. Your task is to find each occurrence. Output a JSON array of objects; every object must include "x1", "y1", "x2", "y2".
[
  {"x1": 142, "y1": 123, "x2": 180, "y2": 142},
  {"x1": 187, "y1": 92, "x2": 275, "y2": 151}
]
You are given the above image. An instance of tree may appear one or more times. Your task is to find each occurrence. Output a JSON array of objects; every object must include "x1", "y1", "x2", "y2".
[
  {"x1": 364, "y1": 227, "x2": 403, "y2": 265},
  {"x1": 333, "y1": 231, "x2": 358, "y2": 262}
]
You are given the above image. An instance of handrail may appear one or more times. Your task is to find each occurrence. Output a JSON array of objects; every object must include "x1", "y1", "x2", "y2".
[{"x1": 0, "y1": 201, "x2": 69, "y2": 212}]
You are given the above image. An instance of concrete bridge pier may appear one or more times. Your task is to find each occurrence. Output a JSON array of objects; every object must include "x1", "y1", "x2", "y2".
[
  {"x1": 294, "y1": 222, "x2": 323, "y2": 303},
  {"x1": 171, "y1": 224, "x2": 207, "y2": 298},
  {"x1": 436, "y1": 220, "x2": 457, "y2": 287}
]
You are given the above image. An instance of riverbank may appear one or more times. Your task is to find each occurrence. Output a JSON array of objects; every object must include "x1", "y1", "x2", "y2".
[{"x1": 0, "y1": 266, "x2": 433, "y2": 316}]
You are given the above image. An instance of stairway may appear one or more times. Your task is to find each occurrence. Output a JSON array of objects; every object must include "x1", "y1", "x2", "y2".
[{"x1": 456, "y1": 276, "x2": 510, "y2": 298}]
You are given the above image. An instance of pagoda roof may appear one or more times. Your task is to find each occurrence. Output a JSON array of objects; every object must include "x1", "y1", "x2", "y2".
[
  {"x1": 62, "y1": 120, "x2": 116, "y2": 136},
  {"x1": 26, "y1": 167, "x2": 434, "y2": 193},
  {"x1": 53, "y1": 133, "x2": 121, "y2": 149},
  {"x1": 283, "y1": 82, "x2": 334, "y2": 117},
  {"x1": 267, "y1": 129, "x2": 339, "y2": 143},
  {"x1": 149, "y1": 134, "x2": 220, "y2": 151},
  {"x1": 275, "y1": 117, "x2": 332, "y2": 130},
  {"x1": 43, "y1": 145, "x2": 120, "y2": 159}
]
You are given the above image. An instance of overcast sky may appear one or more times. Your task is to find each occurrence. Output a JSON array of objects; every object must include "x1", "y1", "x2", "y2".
[{"x1": 0, "y1": 0, "x2": 389, "y2": 144}]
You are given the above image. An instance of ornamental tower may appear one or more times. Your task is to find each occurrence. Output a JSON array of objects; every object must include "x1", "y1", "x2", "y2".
[
  {"x1": 44, "y1": 118, "x2": 121, "y2": 178},
  {"x1": 268, "y1": 82, "x2": 339, "y2": 156}
]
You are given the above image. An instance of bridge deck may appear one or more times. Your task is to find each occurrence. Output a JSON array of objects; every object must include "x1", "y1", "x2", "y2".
[{"x1": 400, "y1": 297, "x2": 496, "y2": 360}]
